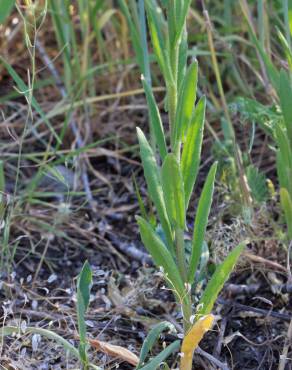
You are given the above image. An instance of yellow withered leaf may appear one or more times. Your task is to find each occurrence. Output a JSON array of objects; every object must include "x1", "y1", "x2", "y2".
[{"x1": 180, "y1": 314, "x2": 214, "y2": 370}]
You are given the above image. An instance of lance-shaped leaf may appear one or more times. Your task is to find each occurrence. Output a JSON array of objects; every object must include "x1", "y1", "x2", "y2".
[
  {"x1": 279, "y1": 69, "x2": 292, "y2": 146},
  {"x1": 136, "y1": 216, "x2": 185, "y2": 298},
  {"x1": 187, "y1": 162, "x2": 217, "y2": 283},
  {"x1": 161, "y1": 154, "x2": 185, "y2": 229},
  {"x1": 175, "y1": 60, "x2": 198, "y2": 144},
  {"x1": 139, "y1": 341, "x2": 180, "y2": 370},
  {"x1": 280, "y1": 188, "x2": 292, "y2": 240},
  {"x1": 181, "y1": 96, "x2": 206, "y2": 209},
  {"x1": 137, "y1": 321, "x2": 176, "y2": 369},
  {"x1": 142, "y1": 76, "x2": 167, "y2": 160},
  {"x1": 180, "y1": 314, "x2": 214, "y2": 370},
  {"x1": 175, "y1": 0, "x2": 192, "y2": 43},
  {"x1": 137, "y1": 128, "x2": 173, "y2": 251},
  {"x1": 197, "y1": 242, "x2": 245, "y2": 317},
  {"x1": 145, "y1": 1, "x2": 167, "y2": 79},
  {"x1": 77, "y1": 261, "x2": 92, "y2": 365}
]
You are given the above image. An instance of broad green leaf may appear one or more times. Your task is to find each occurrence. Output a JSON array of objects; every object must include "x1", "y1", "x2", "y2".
[
  {"x1": 0, "y1": 58, "x2": 61, "y2": 144},
  {"x1": 0, "y1": 0, "x2": 15, "y2": 24},
  {"x1": 180, "y1": 315, "x2": 214, "y2": 370},
  {"x1": 161, "y1": 154, "x2": 185, "y2": 229},
  {"x1": 197, "y1": 243, "x2": 245, "y2": 317},
  {"x1": 181, "y1": 96, "x2": 206, "y2": 209},
  {"x1": 187, "y1": 163, "x2": 217, "y2": 283},
  {"x1": 280, "y1": 188, "x2": 292, "y2": 239},
  {"x1": 139, "y1": 340, "x2": 180, "y2": 370},
  {"x1": 175, "y1": 60, "x2": 198, "y2": 144},
  {"x1": 137, "y1": 321, "x2": 176, "y2": 369},
  {"x1": 142, "y1": 77, "x2": 167, "y2": 160},
  {"x1": 136, "y1": 216, "x2": 185, "y2": 297},
  {"x1": 77, "y1": 261, "x2": 92, "y2": 364},
  {"x1": 137, "y1": 128, "x2": 173, "y2": 251}
]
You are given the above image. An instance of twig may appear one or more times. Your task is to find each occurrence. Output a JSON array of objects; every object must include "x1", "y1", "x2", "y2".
[
  {"x1": 196, "y1": 346, "x2": 230, "y2": 370},
  {"x1": 218, "y1": 298, "x2": 291, "y2": 321}
]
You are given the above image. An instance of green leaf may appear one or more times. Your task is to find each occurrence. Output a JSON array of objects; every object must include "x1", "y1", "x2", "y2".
[
  {"x1": 187, "y1": 162, "x2": 217, "y2": 283},
  {"x1": 276, "y1": 125, "x2": 292, "y2": 192},
  {"x1": 175, "y1": 60, "x2": 198, "y2": 144},
  {"x1": 246, "y1": 165, "x2": 268, "y2": 203},
  {"x1": 142, "y1": 76, "x2": 167, "y2": 160},
  {"x1": 139, "y1": 341, "x2": 180, "y2": 370},
  {"x1": 181, "y1": 96, "x2": 206, "y2": 209},
  {"x1": 280, "y1": 188, "x2": 292, "y2": 239},
  {"x1": 175, "y1": 0, "x2": 192, "y2": 43},
  {"x1": 137, "y1": 321, "x2": 176, "y2": 369},
  {"x1": 0, "y1": 0, "x2": 15, "y2": 24},
  {"x1": 136, "y1": 216, "x2": 185, "y2": 298},
  {"x1": 145, "y1": 1, "x2": 167, "y2": 79},
  {"x1": 279, "y1": 69, "x2": 292, "y2": 146},
  {"x1": 161, "y1": 154, "x2": 185, "y2": 229},
  {"x1": 137, "y1": 128, "x2": 173, "y2": 252},
  {"x1": 197, "y1": 243, "x2": 245, "y2": 317},
  {"x1": 77, "y1": 261, "x2": 92, "y2": 365}
]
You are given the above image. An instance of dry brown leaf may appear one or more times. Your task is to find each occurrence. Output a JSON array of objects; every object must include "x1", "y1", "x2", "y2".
[{"x1": 88, "y1": 338, "x2": 139, "y2": 366}]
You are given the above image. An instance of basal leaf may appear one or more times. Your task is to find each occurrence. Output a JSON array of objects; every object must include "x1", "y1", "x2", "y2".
[
  {"x1": 77, "y1": 261, "x2": 92, "y2": 364},
  {"x1": 181, "y1": 96, "x2": 206, "y2": 209},
  {"x1": 139, "y1": 341, "x2": 180, "y2": 370},
  {"x1": 161, "y1": 154, "x2": 185, "y2": 229},
  {"x1": 187, "y1": 163, "x2": 217, "y2": 283},
  {"x1": 137, "y1": 321, "x2": 176, "y2": 369},
  {"x1": 136, "y1": 216, "x2": 185, "y2": 298},
  {"x1": 197, "y1": 243, "x2": 245, "y2": 317}
]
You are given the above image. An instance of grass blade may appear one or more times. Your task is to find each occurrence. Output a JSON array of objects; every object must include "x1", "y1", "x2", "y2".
[{"x1": 0, "y1": 57, "x2": 61, "y2": 144}]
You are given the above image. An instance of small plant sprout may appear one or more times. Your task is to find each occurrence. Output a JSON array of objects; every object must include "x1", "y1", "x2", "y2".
[{"x1": 133, "y1": 1, "x2": 245, "y2": 368}]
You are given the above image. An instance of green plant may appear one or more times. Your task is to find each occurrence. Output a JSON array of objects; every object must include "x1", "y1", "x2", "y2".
[
  {"x1": 130, "y1": 1, "x2": 245, "y2": 368},
  {"x1": 0, "y1": 261, "x2": 101, "y2": 370},
  {"x1": 240, "y1": 0, "x2": 292, "y2": 239}
]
